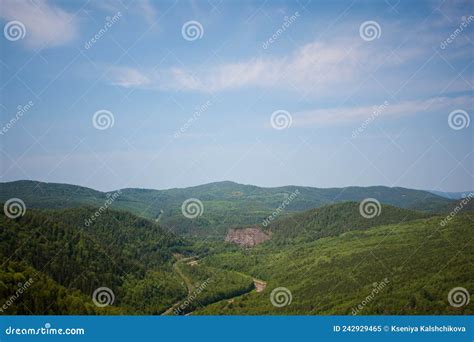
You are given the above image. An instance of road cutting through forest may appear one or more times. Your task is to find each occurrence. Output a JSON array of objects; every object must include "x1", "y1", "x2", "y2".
[{"x1": 162, "y1": 255, "x2": 267, "y2": 315}]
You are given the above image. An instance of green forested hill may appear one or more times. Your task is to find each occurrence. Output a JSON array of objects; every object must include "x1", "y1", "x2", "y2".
[
  {"x1": 0, "y1": 195, "x2": 472, "y2": 315},
  {"x1": 1, "y1": 260, "x2": 97, "y2": 315},
  {"x1": 0, "y1": 206, "x2": 186, "y2": 315},
  {"x1": 198, "y1": 213, "x2": 473, "y2": 315},
  {"x1": 0, "y1": 180, "x2": 458, "y2": 237},
  {"x1": 266, "y1": 202, "x2": 429, "y2": 243},
  {"x1": 0, "y1": 181, "x2": 106, "y2": 209}
]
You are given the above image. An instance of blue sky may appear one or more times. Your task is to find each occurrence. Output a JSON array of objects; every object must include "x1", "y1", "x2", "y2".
[{"x1": 0, "y1": 0, "x2": 472, "y2": 192}]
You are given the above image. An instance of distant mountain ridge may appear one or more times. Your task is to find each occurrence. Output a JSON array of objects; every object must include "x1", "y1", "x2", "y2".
[
  {"x1": 429, "y1": 190, "x2": 474, "y2": 200},
  {"x1": 0, "y1": 180, "x2": 461, "y2": 236}
]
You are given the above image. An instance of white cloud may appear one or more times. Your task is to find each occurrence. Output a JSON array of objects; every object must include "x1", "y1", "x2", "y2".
[
  {"x1": 105, "y1": 18, "x2": 471, "y2": 98},
  {"x1": 107, "y1": 37, "x2": 433, "y2": 94},
  {"x1": 0, "y1": 0, "x2": 78, "y2": 49},
  {"x1": 165, "y1": 40, "x2": 366, "y2": 93},
  {"x1": 94, "y1": 0, "x2": 157, "y2": 26},
  {"x1": 291, "y1": 95, "x2": 472, "y2": 127},
  {"x1": 107, "y1": 39, "x2": 368, "y2": 93},
  {"x1": 135, "y1": 0, "x2": 157, "y2": 26},
  {"x1": 107, "y1": 66, "x2": 151, "y2": 88}
]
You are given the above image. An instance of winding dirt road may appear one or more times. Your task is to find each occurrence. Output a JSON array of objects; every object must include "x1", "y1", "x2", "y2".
[
  {"x1": 162, "y1": 256, "x2": 196, "y2": 315},
  {"x1": 162, "y1": 255, "x2": 266, "y2": 315}
]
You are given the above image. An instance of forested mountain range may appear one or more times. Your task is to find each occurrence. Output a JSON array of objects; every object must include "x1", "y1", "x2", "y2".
[
  {"x1": 0, "y1": 180, "x2": 472, "y2": 315},
  {"x1": 0, "y1": 180, "x2": 460, "y2": 237}
]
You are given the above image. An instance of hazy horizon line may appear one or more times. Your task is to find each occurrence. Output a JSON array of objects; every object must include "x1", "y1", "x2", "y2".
[{"x1": 1, "y1": 178, "x2": 472, "y2": 195}]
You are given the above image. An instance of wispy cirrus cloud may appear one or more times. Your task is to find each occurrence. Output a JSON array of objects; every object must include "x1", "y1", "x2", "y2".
[
  {"x1": 102, "y1": 10, "x2": 472, "y2": 130},
  {"x1": 107, "y1": 66, "x2": 152, "y2": 88},
  {"x1": 290, "y1": 95, "x2": 472, "y2": 127},
  {"x1": 135, "y1": 0, "x2": 158, "y2": 26},
  {"x1": 94, "y1": 0, "x2": 158, "y2": 26},
  {"x1": 107, "y1": 39, "x2": 370, "y2": 93},
  {"x1": 0, "y1": 0, "x2": 79, "y2": 49},
  {"x1": 104, "y1": 10, "x2": 473, "y2": 97},
  {"x1": 105, "y1": 34, "x2": 450, "y2": 96}
]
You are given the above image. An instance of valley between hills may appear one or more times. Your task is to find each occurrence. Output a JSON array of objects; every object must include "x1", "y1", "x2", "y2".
[{"x1": 0, "y1": 180, "x2": 472, "y2": 315}]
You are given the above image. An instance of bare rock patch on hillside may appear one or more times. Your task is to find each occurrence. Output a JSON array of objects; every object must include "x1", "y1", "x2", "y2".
[{"x1": 225, "y1": 227, "x2": 271, "y2": 247}]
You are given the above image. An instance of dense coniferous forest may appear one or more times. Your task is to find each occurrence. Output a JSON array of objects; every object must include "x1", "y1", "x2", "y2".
[
  {"x1": 0, "y1": 181, "x2": 472, "y2": 315},
  {"x1": 0, "y1": 180, "x2": 460, "y2": 237},
  {"x1": 0, "y1": 207, "x2": 185, "y2": 314},
  {"x1": 199, "y1": 214, "x2": 473, "y2": 315}
]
